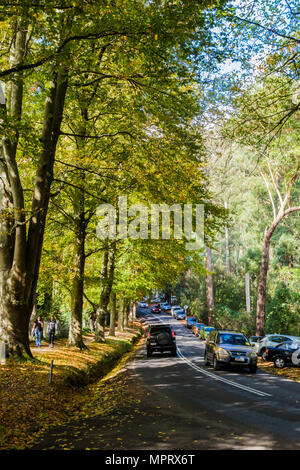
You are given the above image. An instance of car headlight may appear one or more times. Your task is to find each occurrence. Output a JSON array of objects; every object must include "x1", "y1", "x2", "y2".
[{"x1": 216, "y1": 347, "x2": 230, "y2": 358}]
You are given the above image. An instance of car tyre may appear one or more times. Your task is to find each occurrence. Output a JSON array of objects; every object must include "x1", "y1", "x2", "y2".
[
  {"x1": 213, "y1": 355, "x2": 221, "y2": 371},
  {"x1": 274, "y1": 356, "x2": 286, "y2": 369},
  {"x1": 249, "y1": 365, "x2": 257, "y2": 373},
  {"x1": 204, "y1": 352, "x2": 210, "y2": 366}
]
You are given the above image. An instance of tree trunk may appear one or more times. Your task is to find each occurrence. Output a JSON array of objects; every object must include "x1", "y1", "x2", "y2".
[
  {"x1": 0, "y1": 67, "x2": 68, "y2": 357},
  {"x1": 224, "y1": 201, "x2": 231, "y2": 274},
  {"x1": 94, "y1": 244, "x2": 115, "y2": 342},
  {"x1": 109, "y1": 291, "x2": 116, "y2": 337},
  {"x1": 123, "y1": 302, "x2": 129, "y2": 328},
  {"x1": 205, "y1": 246, "x2": 214, "y2": 325},
  {"x1": 117, "y1": 295, "x2": 124, "y2": 332},
  {"x1": 68, "y1": 189, "x2": 86, "y2": 348},
  {"x1": 255, "y1": 205, "x2": 300, "y2": 336}
]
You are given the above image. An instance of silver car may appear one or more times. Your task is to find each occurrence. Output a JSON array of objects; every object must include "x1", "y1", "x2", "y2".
[{"x1": 258, "y1": 334, "x2": 300, "y2": 361}]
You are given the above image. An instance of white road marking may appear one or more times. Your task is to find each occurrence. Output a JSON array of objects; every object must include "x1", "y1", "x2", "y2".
[{"x1": 144, "y1": 310, "x2": 272, "y2": 398}]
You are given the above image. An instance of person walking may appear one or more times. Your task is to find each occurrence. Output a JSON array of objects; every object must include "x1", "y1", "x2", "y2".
[
  {"x1": 47, "y1": 316, "x2": 57, "y2": 348},
  {"x1": 32, "y1": 316, "x2": 44, "y2": 347}
]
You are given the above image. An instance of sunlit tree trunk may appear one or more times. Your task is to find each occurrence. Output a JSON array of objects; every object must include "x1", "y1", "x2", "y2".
[
  {"x1": 109, "y1": 291, "x2": 116, "y2": 337},
  {"x1": 68, "y1": 187, "x2": 86, "y2": 349},
  {"x1": 117, "y1": 295, "x2": 124, "y2": 332},
  {"x1": 205, "y1": 246, "x2": 214, "y2": 325},
  {"x1": 94, "y1": 243, "x2": 116, "y2": 342}
]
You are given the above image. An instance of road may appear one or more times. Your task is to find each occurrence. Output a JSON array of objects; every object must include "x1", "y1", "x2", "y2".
[{"x1": 31, "y1": 307, "x2": 300, "y2": 450}]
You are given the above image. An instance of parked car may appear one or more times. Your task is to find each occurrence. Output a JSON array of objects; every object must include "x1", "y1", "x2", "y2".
[
  {"x1": 249, "y1": 336, "x2": 264, "y2": 352},
  {"x1": 175, "y1": 309, "x2": 186, "y2": 320},
  {"x1": 265, "y1": 341, "x2": 300, "y2": 368},
  {"x1": 200, "y1": 326, "x2": 216, "y2": 340},
  {"x1": 192, "y1": 323, "x2": 205, "y2": 336},
  {"x1": 185, "y1": 316, "x2": 197, "y2": 329},
  {"x1": 258, "y1": 334, "x2": 300, "y2": 361},
  {"x1": 161, "y1": 303, "x2": 172, "y2": 311},
  {"x1": 138, "y1": 302, "x2": 148, "y2": 308},
  {"x1": 204, "y1": 330, "x2": 257, "y2": 373},
  {"x1": 171, "y1": 306, "x2": 182, "y2": 317},
  {"x1": 146, "y1": 324, "x2": 177, "y2": 357},
  {"x1": 151, "y1": 305, "x2": 161, "y2": 314}
]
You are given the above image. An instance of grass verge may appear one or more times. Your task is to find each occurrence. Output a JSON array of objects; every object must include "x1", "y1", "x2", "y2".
[
  {"x1": 258, "y1": 358, "x2": 300, "y2": 382},
  {"x1": 0, "y1": 325, "x2": 142, "y2": 450}
]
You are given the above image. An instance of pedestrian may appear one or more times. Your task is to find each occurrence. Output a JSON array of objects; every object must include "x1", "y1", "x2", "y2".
[
  {"x1": 32, "y1": 316, "x2": 44, "y2": 347},
  {"x1": 47, "y1": 316, "x2": 57, "y2": 348}
]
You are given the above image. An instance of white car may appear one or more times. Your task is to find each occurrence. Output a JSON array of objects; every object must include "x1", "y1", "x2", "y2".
[
  {"x1": 249, "y1": 336, "x2": 265, "y2": 353},
  {"x1": 138, "y1": 302, "x2": 148, "y2": 308},
  {"x1": 171, "y1": 306, "x2": 182, "y2": 317},
  {"x1": 258, "y1": 334, "x2": 300, "y2": 360}
]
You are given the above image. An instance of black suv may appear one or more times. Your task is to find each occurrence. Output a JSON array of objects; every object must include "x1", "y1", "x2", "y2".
[
  {"x1": 146, "y1": 324, "x2": 177, "y2": 357},
  {"x1": 204, "y1": 330, "x2": 257, "y2": 373}
]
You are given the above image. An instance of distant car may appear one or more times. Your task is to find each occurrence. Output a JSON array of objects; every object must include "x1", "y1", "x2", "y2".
[
  {"x1": 162, "y1": 303, "x2": 172, "y2": 311},
  {"x1": 192, "y1": 323, "x2": 205, "y2": 336},
  {"x1": 138, "y1": 302, "x2": 148, "y2": 308},
  {"x1": 200, "y1": 326, "x2": 215, "y2": 340},
  {"x1": 249, "y1": 336, "x2": 264, "y2": 353},
  {"x1": 146, "y1": 324, "x2": 177, "y2": 357},
  {"x1": 151, "y1": 305, "x2": 161, "y2": 314},
  {"x1": 265, "y1": 341, "x2": 300, "y2": 368},
  {"x1": 204, "y1": 330, "x2": 257, "y2": 373},
  {"x1": 258, "y1": 334, "x2": 300, "y2": 361},
  {"x1": 175, "y1": 310, "x2": 186, "y2": 320},
  {"x1": 185, "y1": 316, "x2": 197, "y2": 329},
  {"x1": 171, "y1": 306, "x2": 182, "y2": 317}
]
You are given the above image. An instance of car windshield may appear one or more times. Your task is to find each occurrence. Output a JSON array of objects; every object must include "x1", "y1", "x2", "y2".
[{"x1": 220, "y1": 334, "x2": 249, "y2": 345}]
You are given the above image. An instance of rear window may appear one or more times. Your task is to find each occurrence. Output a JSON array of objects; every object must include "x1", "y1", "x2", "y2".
[{"x1": 150, "y1": 326, "x2": 171, "y2": 334}]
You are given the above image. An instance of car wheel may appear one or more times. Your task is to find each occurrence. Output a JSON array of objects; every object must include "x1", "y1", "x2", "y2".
[
  {"x1": 204, "y1": 352, "x2": 210, "y2": 366},
  {"x1": 213, "y1": 355, "x2": 221, "y2": 371},
  {"x1": 274, "y1": 356, "x2": 286, "y2": 369},
  {"x1": 249, "y1": 365, "x2": 257, "y2": 373},
  {"x1": 261, "y1": 348, "x2": 268, "y2": 361}
]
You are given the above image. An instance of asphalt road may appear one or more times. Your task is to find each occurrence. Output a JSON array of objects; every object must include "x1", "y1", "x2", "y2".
[
  {"x1": 30, "y1": 307, "x2": 300, "y2": 450},
  {"x1": 133, "y1": 308, "x2": 300, "y2": 449}
]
